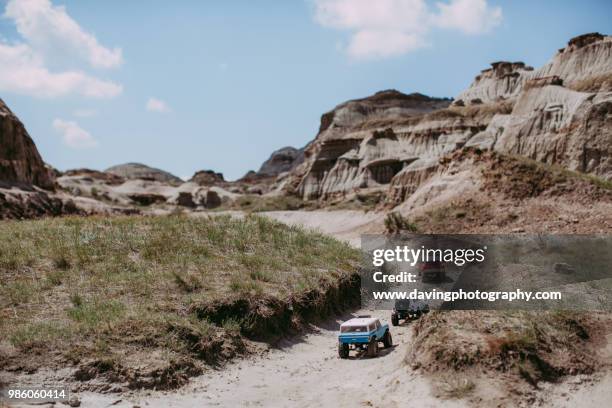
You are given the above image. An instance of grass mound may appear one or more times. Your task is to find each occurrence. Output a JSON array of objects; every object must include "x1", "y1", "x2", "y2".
[
  {"x1": 482, "y1": 152, "x2": 612, "y2": 200},
  {"x1": 408, "y1": 311, "x2": 607, "y2": 388},
  {"x1": 0, "y1": 214, "x2": 362, "y2": 389}
]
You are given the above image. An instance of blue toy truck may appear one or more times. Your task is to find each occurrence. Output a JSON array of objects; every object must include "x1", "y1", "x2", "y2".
[{"x1": 338, "y1": 316, "x2": 392, "y2": 358}]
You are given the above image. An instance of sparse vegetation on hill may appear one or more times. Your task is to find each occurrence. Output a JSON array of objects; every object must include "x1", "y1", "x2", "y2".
[
  {"x1": 0, "y1": 215, "x2": 362, "y2": 389},
  {"x1": 408, "y1": 311, "x2": 609, "y2": 392},
  {"x1": 482, "y1": 153, "x2": 612, "y2": 200},
  {"x1": 569, "y1": 72, "x2": 612, "y2": 92},
  {"x1": 225, "y1": 194, "x2": 317, "y2": 212},
  {"x1": 384, "y1": 212, "x2": 418, "y2": 234}
]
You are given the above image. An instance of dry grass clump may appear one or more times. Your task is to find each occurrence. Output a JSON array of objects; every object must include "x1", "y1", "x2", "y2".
[
  {"x1": 225, "y1": 194, "x2": 316, "y2": 212},
  {"x1": 384, "y1": 212, "x2": 418, "y2": 234},
  {"x1": 0, "y1": 214, "x2": 361, "y2": 388},
  {"x1": 568, "y1": 73, "x2": 612, "y2": 92},
  {"x1": 434, "y1": 376, "x2": 476, "y2": 399},
  {"x1": 408, "y1": 310, "x2": 605, "y2": 388},
  {"x1": 443, "y1": 100, "x2": 514, "y2": 119},
  {"x1": 482, "y1": 153, "x2": 612, "y2": 200},
  {"x1": 326, "y1": 191, "x2": 385, "y2": 211},
  {"x1": 412, "y1": 199, "x2": 493, "y2": 234}
]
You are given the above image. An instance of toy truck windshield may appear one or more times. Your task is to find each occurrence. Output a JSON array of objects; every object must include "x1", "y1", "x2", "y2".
[{"x1": 340, "y1": 325, "x2": 368, "y2": 333}]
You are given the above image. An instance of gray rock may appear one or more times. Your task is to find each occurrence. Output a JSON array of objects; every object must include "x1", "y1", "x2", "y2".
[{"x1": 105, "y1": 163, "x2": 183, "y2": 185}]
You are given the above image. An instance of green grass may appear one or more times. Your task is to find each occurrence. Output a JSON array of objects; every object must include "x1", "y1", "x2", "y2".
[{"x1": 0, "y1": 214, "x2": 361, "y2": 375}]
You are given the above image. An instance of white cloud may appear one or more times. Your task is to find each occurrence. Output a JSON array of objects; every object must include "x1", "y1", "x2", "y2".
[
  {"x1": 434, "y1": 0, "x2": 502, "y2": 34},
  {"x1": 347, "y1": 29, "x2": 425, "y2": 59},
  {"x1": 312, "y1": 0, "x2": 502, "y2": 59},
  {"x1": 146, "y1": 97, "x2": 171, "y2": 113},
  {"x1": 5, "y1": 0, "x2": 122, "y2": 68},
  {"x1": 0, "y1": 0, "x2": 123, "y2": 98},
  {"x1": 0, "y1": 43, "x2": 122, "y2": 98},
  {"x1": 53, "y1": 118, "x2": 98, "y2": 149}
]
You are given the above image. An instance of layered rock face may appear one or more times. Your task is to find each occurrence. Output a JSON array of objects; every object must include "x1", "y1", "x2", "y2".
[
  {"x1": 291, "y1": 90, "x2": 453, "y2": 200},
  {"x1": 105, "y1": 163, "x2": 183, "y2": 185},
  {"x1": 0, "y1": 99, "x2": 54, "y2": 190},
  {"x1": 492, "y1": 84, "x2": 611, "y2": 178},
  {"x1": 536, "y1": 33, "x2": 612, "y2": 89},
  {"x1": 455, "y1": 61, "x2": 534, "y2": 105},
  {"x1": 474, "y1": 33, "x2": 612, "y2": 180},
  {"x1": 0, "y1": 98, "x2": 85, "y2": 218},
  {"x1": 257, "y1": 146, "x2": 305, "y2": 177},
  {"x1": 0, "y1": 187, "x2": 80, "y2": 219},
  {"x1": 286, "y1": 33, "x2": 612, "y2": 203}
]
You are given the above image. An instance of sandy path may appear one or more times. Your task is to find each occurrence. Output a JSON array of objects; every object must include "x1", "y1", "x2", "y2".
[
  {"x1": 263, "y1": 210, "x2": 384, "y2": 247},
  {"x1": 77, "y1": 310, "x2": 465, "y2": 408}
]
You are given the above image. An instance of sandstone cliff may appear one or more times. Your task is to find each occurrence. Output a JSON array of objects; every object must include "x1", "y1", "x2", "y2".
[
  {"x1": 0, "y1": 98, "x2": 54, "y2": 190},
  {"x1": 285, "y1": 33, "x2": 612, "y2": 204},
  {"x1": 470, "y1": 33, "x2": 612, "y2": 180},
  {"x1": 455, "y1": 61, "x2": 534, "y2": 105},
  {"x1": 289, "y1": 90, "x2": 453, "y2": 200}
]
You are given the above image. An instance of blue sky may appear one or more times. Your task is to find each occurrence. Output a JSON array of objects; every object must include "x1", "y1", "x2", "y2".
[{"x1": 0, "y1": 0, "x2": 610, "y2": 180}]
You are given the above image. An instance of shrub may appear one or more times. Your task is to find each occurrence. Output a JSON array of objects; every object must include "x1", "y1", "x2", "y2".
[{"x1": 384, "y1": 212, "x2": 418, "y2": 234}]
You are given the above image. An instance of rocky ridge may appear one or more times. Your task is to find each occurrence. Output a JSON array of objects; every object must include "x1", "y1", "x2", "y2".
[
  {"x1": 257, "y1": 146, "x2": 305, "y2": 177},
  {"x1": 190, "y1": 169, "x2": 225, "y2": 186},
  {"x1": 0, "y1": 99, "x2": 54, "y2": 190},
  {"x1": 105, "y1": 163, "x2": 184, "y2": 185},
  {"x1": 283, "y1": 33, "x2": 612, "y2": 204},
  {"x1": 0, "y1": 98, "x2": 81, "y2": 219}
]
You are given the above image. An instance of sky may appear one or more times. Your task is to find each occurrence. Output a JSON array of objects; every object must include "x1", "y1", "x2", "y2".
[{"x1": 0, "y1": 0, "x2": 610, "y2": 180}]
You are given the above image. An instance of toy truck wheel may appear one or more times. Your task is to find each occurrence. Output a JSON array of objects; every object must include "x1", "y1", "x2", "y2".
[
  {"x1": 391, "y1": 314, "x2": 399, "y2": 326},
  {"x1": 338, "y1": 343, "x2": 349, "y2": 359},
  {"x1": 367, "y1": 339, "x2": 378, "y2": 357},
  {"x1": 383, "y1": 330, "x2": 393, "y2": 348}
]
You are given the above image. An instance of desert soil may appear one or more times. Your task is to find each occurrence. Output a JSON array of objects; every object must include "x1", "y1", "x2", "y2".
[
  {"x1": 5, "y1": 210, "x2": 611, "y2": 407},
  {"x1": 71, "y1": 309, "x2": 466, "y2": 408}
]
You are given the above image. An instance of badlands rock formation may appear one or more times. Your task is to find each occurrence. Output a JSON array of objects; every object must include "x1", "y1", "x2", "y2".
[
  {"x1": 286, "y1": 33, "x2": 612, "y2": 203},
  {"x1": 190, "y1": 170, "x2": 225, "y2": 186},
  {"x1": 57, "y1": 171, "x2": 231, "y2": 211},
  {"x1": 0, "y1": 98, "x2": 83, "y2": 219},
  {"x1": 0, "y1": 99, "x2": 54, "y2": 190},
  {"x1": 454, "y1": 61, "x2": 534, "y2": 104},
  {"x1": 257, "y1": 146, "x2": 305, "y2": 177},
  {"x1": 288, "y1": 90, "x2": 453, "y2": 200},
  {"x1": 2, "y1": 32, "x2": 610, "y2": 220},
  {"x1": 105, "y1": 163, "x2": 183, "y2": 185}
]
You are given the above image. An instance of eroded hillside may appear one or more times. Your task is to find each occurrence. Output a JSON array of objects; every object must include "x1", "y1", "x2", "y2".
[{"x1": 283, "y1": 33, "x2": 612, "y2": 212}]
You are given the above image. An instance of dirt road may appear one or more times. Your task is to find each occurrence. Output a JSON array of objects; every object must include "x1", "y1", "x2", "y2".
[
  {"x1": 264, "y1": 210, "x2": 384, "y2": 247},
  {"x1": 77, "y1": 309, "x2": 465, "y2": 408}
]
